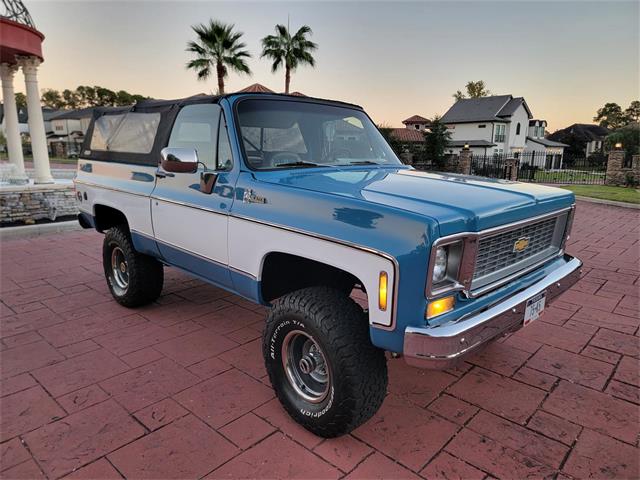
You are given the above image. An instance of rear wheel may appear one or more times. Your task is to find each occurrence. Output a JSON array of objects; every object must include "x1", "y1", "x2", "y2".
[
  {"x1": 102, "y1": 225, "x2": 163, "y2": 307},
  {"x1": 263, "y1": 287, "x2": 388, "y2": 437}
]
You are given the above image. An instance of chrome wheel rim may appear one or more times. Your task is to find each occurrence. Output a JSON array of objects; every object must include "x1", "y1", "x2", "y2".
[
  {"x1": 110, "y1": 247, "x2": 129, "y2": 292},
  {"x1": 281, "y1": 330, "x2": 330, "y2": 403}
]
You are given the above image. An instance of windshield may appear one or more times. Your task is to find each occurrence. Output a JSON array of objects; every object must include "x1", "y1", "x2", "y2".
[{"x1": 237, "y1": 99, "x2": 403, "y2": 169}]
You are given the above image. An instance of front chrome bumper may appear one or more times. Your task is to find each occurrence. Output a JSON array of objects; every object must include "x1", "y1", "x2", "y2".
[{"x1": 403, "y1": 254, "x2": 582, "y2": 369}]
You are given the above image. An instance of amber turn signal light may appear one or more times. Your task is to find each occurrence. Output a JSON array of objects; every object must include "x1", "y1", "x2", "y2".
[
  {"x1": 378, "y1": 271, "x2": 388, "y2": 311},
  {"x1": 426, "y1": 296, "x2": 455, "y2": 319}
]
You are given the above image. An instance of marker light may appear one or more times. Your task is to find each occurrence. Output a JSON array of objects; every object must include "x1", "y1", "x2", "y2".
[
  {"x1": 378, "y1": 271, "x2": 388, "y2": 311},
  {"x1": 426, "y1": 296, "x2": 455, "y2": 319}
]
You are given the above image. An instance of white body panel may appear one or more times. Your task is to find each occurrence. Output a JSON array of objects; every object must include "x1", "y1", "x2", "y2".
[
  {"x1": 75, "y1": 161, "x2": 156, "y2": 236},
  {"x1": 228, "y1": 216, "x2": 396, "y2": 328},
  {"x1": 152, "y1": 200, "x2": 228, "y2": 265}
]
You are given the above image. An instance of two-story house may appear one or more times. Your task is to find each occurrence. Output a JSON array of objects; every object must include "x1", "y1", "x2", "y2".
[
  {"x1": 440, "y1": 95, "x2": 531, "y2": 157},
  {"x1": 439, "y1": 95, "x2": 567, "y2": 168}
]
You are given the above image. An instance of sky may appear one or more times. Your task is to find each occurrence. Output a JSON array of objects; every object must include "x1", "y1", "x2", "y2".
[{"x1": 21, "y1": 0, "x2": 640, "y2": 131}]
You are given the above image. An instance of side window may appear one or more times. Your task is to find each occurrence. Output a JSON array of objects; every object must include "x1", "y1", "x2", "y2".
[
  {"x1": 90, "y1": 113, "x2": 160, "y2": 154},
  {"x1": 216, "y1": 114, "x2": 233, "y2": 171},
  {"x1": 168, "y1": 104, "x2": 221, "y2": 169},
  {"x1": 516, "y1": 123, "x2": 521, "y2": 135}
]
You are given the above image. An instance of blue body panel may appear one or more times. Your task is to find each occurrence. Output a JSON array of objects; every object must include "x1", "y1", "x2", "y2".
[{"x1": 91, "y1": 94, "x2": 577, "y2": 354}]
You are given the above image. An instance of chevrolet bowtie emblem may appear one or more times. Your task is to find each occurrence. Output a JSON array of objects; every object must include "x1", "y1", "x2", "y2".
[{"x1": 513, "y1": 237, "x2": 530, "y2": 253}]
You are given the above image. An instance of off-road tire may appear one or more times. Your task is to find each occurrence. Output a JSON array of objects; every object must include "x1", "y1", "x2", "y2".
[
  {"x1": 102, "y1": 225, "x2": 163, "y2": 307},
  {"x1": 263, "y1": 286, "x2": 388, "y2": 437}
]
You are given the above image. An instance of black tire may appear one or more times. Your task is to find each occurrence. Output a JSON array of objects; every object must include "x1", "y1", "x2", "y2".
[
  {"x1": 102, "y1": 225, "x2": 163, "y2": 307},
  {"x1": 263, "y1": 286, "x2": 388, "y2": 437}
]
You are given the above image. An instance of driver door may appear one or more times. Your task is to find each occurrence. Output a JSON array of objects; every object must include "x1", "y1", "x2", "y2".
[{"x1": 151, "y1": 103, "x2": 236, "y2": 288}]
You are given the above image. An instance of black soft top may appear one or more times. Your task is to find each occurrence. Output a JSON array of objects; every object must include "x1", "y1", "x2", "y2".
[{"x1": 82, "y1": 92, "x2": 362, "y2": 166}]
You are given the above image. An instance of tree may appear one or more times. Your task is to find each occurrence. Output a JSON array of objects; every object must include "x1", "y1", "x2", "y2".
[
  {"x1": 186, "y1": 20, "x2": 251, "y2": 95},
  {"x1": 76, "y1": 86, "x2": 97, "y2": 107},
  {"x1": 14, "y1": 92, "x2": 26, "y2": 109},
  {"x1": 606, "y1": 123, "x2": 640, "y2": 157},
  {"x1": 624, "y1": 100, "x2": 640, "y2": 124},
  {"x1": 41, "y1": 89, "x2": 65, "y2": 108},
  {"x1": 261, "y1": 23, "x2": 317, "y2": 94},
  {"x1": 377, "y1": 123, "x2": 403, "y2": 157},
  {"x1": 594, "y1": 102, "x2": 626, "y2": 130},
  {"x1": 453, "y1": 80, "x2": 491, "y2": 101},
  {"x1": 62, "y1": 89, "x2": 80, "y2": 109},
  {"x1": 424, "y1": 116, "x2": 451, "y2": 165},
  {"x1": 96, "y1": 87, "x2": 117, "y2": 106}
]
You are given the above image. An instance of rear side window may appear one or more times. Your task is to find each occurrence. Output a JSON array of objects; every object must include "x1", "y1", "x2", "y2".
[
  {"x1": 168, "y1": 104, "x2": 221, "y2": 168},
  {"x1": 90, "y1": 112, "x2": 160, "y2": 154}
]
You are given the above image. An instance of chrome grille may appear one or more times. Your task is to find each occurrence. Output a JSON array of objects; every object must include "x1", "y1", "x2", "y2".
[{"x1": 473, "y1": 217, "x2": 559, "y2": 281}]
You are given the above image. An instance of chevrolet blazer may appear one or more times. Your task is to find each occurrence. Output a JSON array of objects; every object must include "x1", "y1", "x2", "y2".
[{"x1": 74, "y1": 93, "x2": 582, "y2": 437}]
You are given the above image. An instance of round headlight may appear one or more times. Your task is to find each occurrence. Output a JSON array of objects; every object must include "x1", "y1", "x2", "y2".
[{"x1": 432, "y1": 246, "x2": 448, "y2": 283}]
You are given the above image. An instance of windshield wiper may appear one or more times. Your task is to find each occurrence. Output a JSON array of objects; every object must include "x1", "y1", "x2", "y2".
[
  {"x1": 347, "y1": 160, "x2": 382, "y2": 165},
  {"x1": 274, "y1": 161, "x2": 328, "y2": 168}
]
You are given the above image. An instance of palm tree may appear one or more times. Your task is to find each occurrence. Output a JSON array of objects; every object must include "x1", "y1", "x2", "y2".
[
  {"x1": 186, "y1": 20, "x2": 251, "y2": 95},
  {"x1": 261, "y1": 24, "x2": 317, "y2": 94}
]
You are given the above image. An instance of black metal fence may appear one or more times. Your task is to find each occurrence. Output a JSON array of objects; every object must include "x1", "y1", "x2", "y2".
[{"x1": 415, "y1": 151, "x2": 608, "y2": 185}]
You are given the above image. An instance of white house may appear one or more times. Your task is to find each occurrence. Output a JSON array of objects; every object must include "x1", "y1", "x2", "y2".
[
  {"x1": 523, "y1": 119, "x2": 568, "y2": 169},
  {"x1": 439, "y1": 95, "x2": 567, "y2": 167}
]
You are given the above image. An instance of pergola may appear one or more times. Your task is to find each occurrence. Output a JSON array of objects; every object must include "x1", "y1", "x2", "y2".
[{"x1": 1, "y1": 0, "x2": 52, "y2": 184}]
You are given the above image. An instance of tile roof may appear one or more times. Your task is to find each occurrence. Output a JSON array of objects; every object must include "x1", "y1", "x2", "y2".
[
  {"x1": 390, "y1": 128, "x2": 424, "y2": 142},
  {"x1": 238, "y1": 83, "x2": 275, "y2": 93},
  {"x1": 402, "y1": 115, "x2": 429, "y2": 124}
]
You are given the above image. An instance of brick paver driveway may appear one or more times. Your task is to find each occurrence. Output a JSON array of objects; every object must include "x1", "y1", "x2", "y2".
[{"x1": 1, "y1": 199, "x2": 638, "y2": 479}]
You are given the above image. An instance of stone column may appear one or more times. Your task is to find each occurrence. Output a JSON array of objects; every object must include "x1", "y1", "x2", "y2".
[
  {"x1": 458, "y1": 147, "x2": 472, "y2": 174},
  {"x1": 17, "y1": 56, "x2": 53, "y2": 184},
  {"x1": 605, "y1": 149, "x2": 625, "y2": 185},
  {"x1": 505, "y1": 158, "x2": 520, "y2": 181},
  {"x1": 0, "y1": 63, "x2": 28, "y2": 184}
]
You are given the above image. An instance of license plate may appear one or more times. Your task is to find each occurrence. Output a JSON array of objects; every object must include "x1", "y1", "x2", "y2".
[{"x1": 524, "y1": 291, "x2": 546, "y2": 326}]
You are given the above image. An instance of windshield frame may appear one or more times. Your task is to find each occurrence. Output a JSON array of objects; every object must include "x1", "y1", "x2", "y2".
[{"x1": 232, "y1": 95, "x2": 403, "y2": 172}]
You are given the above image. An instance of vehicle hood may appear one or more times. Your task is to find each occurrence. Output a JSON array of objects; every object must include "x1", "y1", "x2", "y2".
[{"x1": 254, "y1": 167, "x2": 575, "y2": 235}]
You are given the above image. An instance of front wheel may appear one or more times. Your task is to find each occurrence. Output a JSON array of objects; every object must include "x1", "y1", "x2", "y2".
[{"x1": 263, "y1": 287, "x2": 388, "y2": 437}]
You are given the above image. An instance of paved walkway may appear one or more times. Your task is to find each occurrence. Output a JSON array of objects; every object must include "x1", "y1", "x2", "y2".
[{"x1": 1, "y1": 200, "x2": 638, "y2": 479}]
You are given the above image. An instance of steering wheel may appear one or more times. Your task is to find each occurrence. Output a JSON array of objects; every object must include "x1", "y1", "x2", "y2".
[{"x1": 270, "y1": 152, "x2": 302, "y2": 166}]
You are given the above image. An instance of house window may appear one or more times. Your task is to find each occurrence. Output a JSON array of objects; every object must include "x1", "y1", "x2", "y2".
[
  {"x1": 478, "y1": 124, "x2": 486, "y2": 128},
  {"x1": 415, "y1": 124, "x2": 420, "y2": 130},
  {"x1": 516, "y1": 123, "x2": 521, "y2": 135},
  {"x1": 494, "y1": 124, "x2": 505, "y2": 143}
]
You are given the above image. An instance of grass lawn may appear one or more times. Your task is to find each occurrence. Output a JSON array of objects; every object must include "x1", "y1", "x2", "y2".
[{"x1": 561, "y1": 185, "x2": 640, "y2": 204}]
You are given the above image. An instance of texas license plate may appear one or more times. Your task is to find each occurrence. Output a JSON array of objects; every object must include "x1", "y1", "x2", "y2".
[{"x1": 524, "y1": 291, "x2": 546, "y2": 326}]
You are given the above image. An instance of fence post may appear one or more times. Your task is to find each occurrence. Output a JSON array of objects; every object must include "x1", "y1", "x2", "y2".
[
  {"x1": 605, "y1": 149, "x2": 626, "y2": 185},
  {"x1": 458, "y1": 147, "x2": 472, "y2": 174}
]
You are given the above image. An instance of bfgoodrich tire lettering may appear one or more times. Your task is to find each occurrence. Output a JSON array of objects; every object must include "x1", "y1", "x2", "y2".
[
  {"x1": 103, "y1": 225, "x2": 164, "y2": 307},
  {"x1": 263, "y1": 286, "x2": 388, "y2": 437}
]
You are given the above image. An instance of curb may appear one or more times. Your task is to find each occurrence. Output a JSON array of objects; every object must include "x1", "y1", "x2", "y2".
[
  {"x1": 574, "y1": 196, "x2": 640, "y2": 210},
  {"x1": 0, "y1": 220, "x2": 82, "y2": 240}
]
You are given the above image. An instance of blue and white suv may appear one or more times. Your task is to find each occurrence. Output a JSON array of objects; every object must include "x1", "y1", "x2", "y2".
[{"x1": 75, "y1": 93, "x2": 581, "y2": 437}]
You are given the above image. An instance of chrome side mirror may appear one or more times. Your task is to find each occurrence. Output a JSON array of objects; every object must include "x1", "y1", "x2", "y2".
[{"x1": 160, "y1": 147, "x2": 199, "y2": 173}]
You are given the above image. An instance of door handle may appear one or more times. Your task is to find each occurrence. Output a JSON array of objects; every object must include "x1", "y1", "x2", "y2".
[{"x1": 155, "y1": 170, "x2": 174, "y2": 178}]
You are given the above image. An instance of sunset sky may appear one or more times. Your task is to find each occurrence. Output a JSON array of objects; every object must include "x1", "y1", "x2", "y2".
[{"x1": 24, "y1": 0, "x2": 640, "y2": 131}]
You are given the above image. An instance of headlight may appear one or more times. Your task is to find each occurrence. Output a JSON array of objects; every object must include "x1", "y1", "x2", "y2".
[{"x1": 432, "y1": 247, "x2": 448, "y2": 283}]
